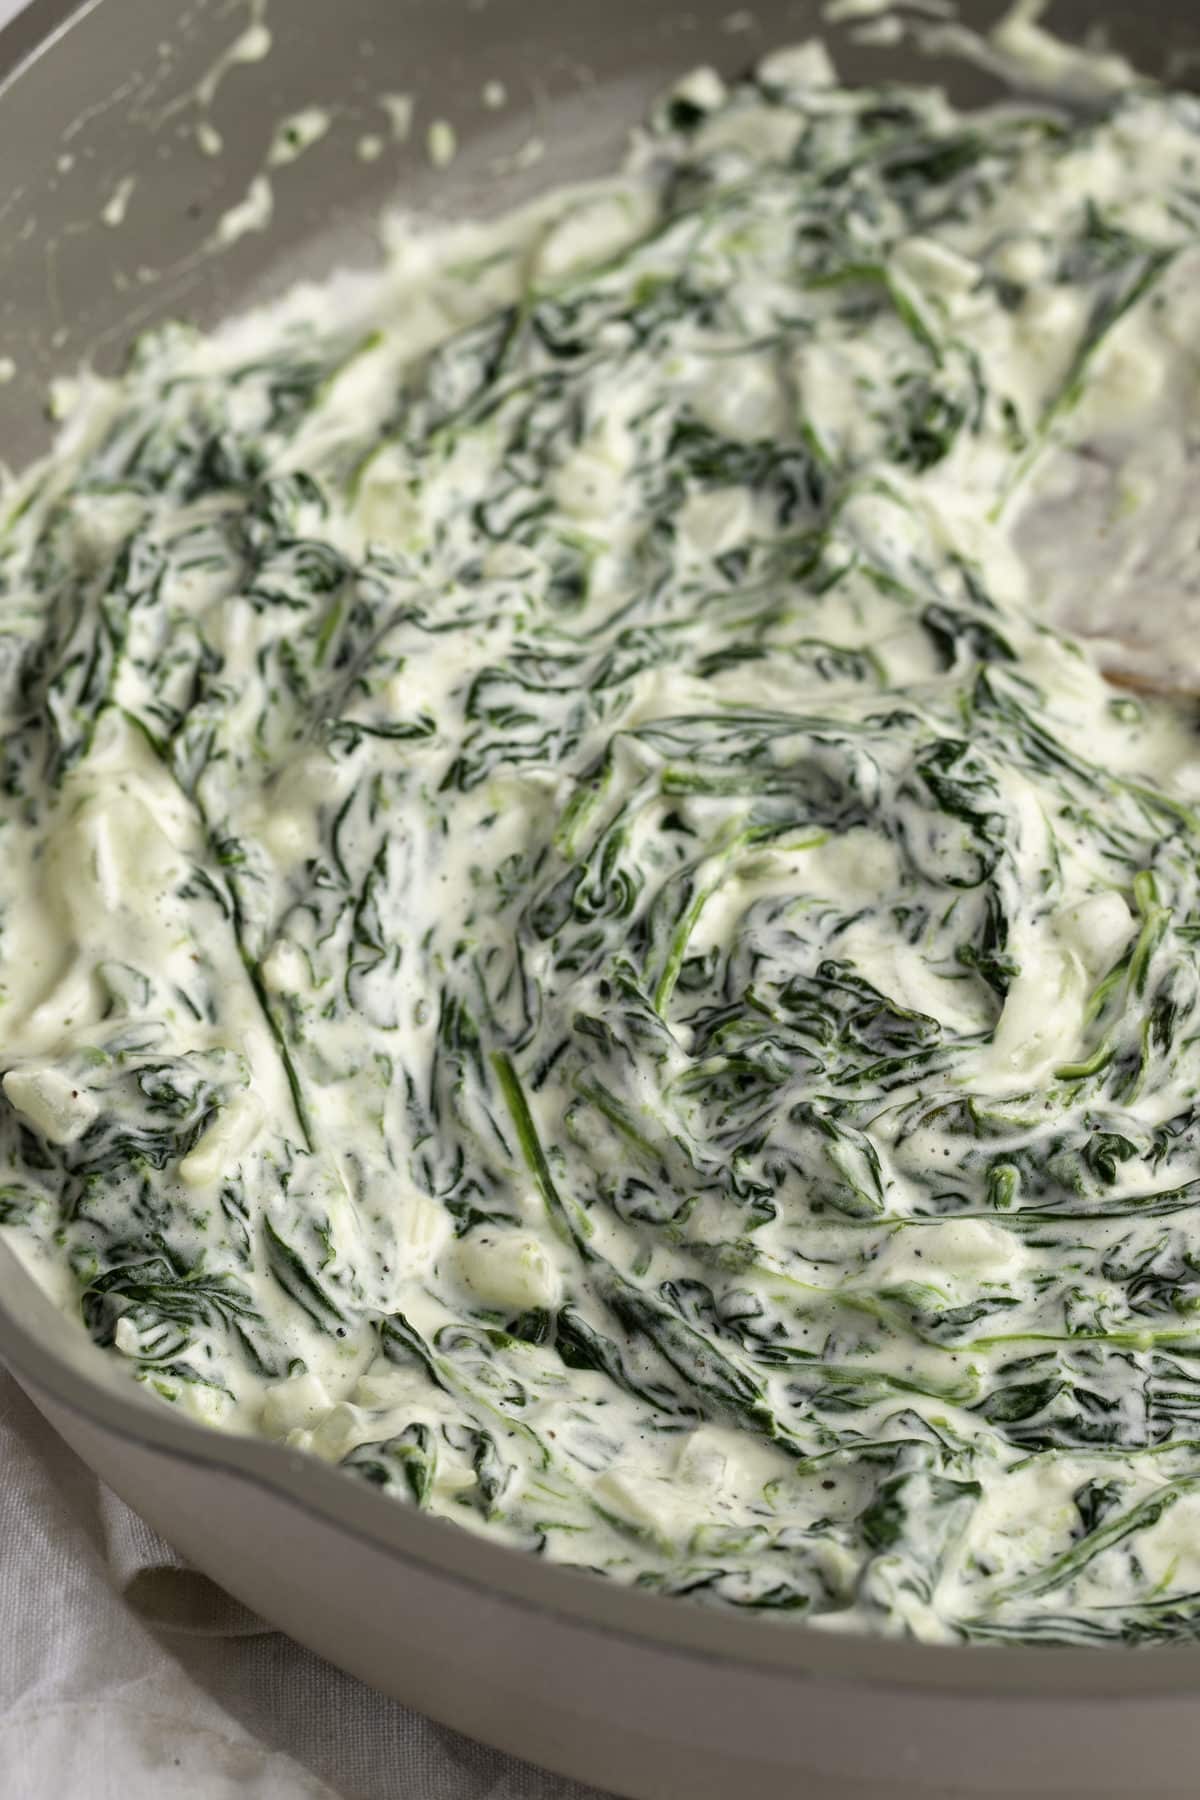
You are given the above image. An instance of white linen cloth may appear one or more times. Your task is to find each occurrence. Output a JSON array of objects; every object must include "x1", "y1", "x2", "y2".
[{"x1": 0, "y1": 1366, "x2": 613, "y2": 1799}]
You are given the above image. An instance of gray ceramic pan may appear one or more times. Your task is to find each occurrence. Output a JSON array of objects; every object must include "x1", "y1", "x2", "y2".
[{"x1": 4, "y1": 4, "x2": 1200, "y2": 1795}]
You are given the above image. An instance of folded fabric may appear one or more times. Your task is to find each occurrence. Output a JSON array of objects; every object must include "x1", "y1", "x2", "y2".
[
  {"x1": 95, "y1": 1484, "x2": 267, "y2": 1638},
  {"x1": 0, "y1": 1367, "x2": 611, "y2": 1800}
]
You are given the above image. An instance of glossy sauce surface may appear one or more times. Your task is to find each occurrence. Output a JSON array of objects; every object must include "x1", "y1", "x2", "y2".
[{"x1": 4, "y1": 42, "x2": 1200, "y2": 1642}]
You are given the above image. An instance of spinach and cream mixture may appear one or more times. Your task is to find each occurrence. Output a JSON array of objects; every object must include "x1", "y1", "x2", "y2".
[{"x1": 7, "y1": 40, "x2": 1200, "y2": 1646}]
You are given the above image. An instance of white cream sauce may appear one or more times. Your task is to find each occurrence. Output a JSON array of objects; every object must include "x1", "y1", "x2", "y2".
[{"x1": 3, "y1": 40, "x2": 1200, "y2": 1643}]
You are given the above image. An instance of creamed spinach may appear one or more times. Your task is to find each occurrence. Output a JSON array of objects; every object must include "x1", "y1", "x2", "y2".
[{"x1": 5, "y1": 42, "x2": 1200, "y2": 1644}]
